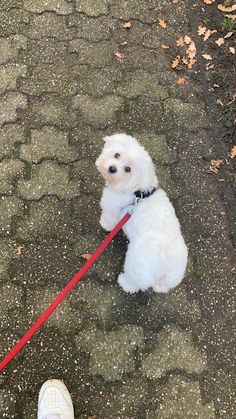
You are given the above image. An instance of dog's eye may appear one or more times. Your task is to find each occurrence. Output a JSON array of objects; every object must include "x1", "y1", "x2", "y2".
[
  {"x1": 114, "y1": 153, "x2": 120, "y2": 159},
  {"x1": 124, "y1": 166, "x2": 131, "y2": 173}
]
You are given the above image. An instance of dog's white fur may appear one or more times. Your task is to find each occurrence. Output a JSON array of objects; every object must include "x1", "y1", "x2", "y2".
[{"x1": 96, "y1": 133, "x2": 188, "y2": 293}]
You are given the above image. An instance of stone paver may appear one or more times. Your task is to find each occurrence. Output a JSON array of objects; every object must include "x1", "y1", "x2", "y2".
[
  {"x1": 72, "y1": 94, "x2": 124, "y2": 128},
  {"x1": 0, "y1": 63, "x2": 27, "y2": 95},
  {"x1": 0, "y1": 35, "x2": 28, "y2": 65},
  {"x1": 0, "y1": 160, "x2": 25, "y2": 195},
  {"x1": 23, "y1": 0, "x2": 73, "y2": 15},
  {"x1": 0, "y1": 0, "x2": 235, "y2": 417},
  {"x1": 19, "y1": 127, "x2": 78, "y2": 163},
  {"x1": 153, "y1": 376, "x2": 215, "y2": 419},
  {"x1": 0, "y1": 196, "x2": 24, "y2": 236},
  {"x1": 17, "y1": 161, "x2": 79, "y2": 200},
  {"x1": 0, "y1": 93, "x2": 27, "y2": 127},
  {"x1": 142, "y1": 325, "x2": 207, "y2": 379},
  {"x1": 0, "y1": 124, "x2": 26, "y2": 159},
  {"x1": 75, "y1": 325, "x2": 144, "y2": 381}
]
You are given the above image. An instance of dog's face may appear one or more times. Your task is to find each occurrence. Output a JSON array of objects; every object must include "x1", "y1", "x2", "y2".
[{"x1": 96, "y1": 133, "x2": 157, "y2": 193}]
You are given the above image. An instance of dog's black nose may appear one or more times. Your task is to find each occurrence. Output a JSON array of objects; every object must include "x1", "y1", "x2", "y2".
[{"x1": 108, "y1": 165, "x2": 117, "y2": 174}]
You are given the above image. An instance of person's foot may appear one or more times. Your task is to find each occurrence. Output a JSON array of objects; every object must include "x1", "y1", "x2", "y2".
[{"x1": 37, "y1": 379, "x2": 74, "y2": 419}]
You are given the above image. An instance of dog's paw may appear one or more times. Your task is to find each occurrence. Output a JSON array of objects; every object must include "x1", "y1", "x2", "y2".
[{"x1": 118, "y1": 273, "x2": 139, "y2": 294}]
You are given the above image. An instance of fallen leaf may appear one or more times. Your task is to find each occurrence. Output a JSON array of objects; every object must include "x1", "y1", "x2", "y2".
[
  {"x1": 202, "y1": 53, "x2": 213, "y2": 60},
  {"x1": 123, "y1": 21, "x2": 132, "y2": 29},
  {"x1": 215, "y1": 37, "x2": 225, "y2": 46},
  {"x1": 171, "y1": 56, "x2": 180, "y2": 69},
  {"x1": 203, "y1": 29, "x2": 217, "y2": 41},
  {"x1": 224, "y1": 31, "x2": 234, "y2": 39},
  {"x1": 172, "y1": 0, "x2": 180, "y2": 3},
  {"x1": 229, "y1": 145, "x2": 236, "y2": 159},
  {"x1": 206, "y1": 63, "x2": 214, "y2": 70},
  {"x1": 216, "y1": 98, "x2": 224, "y2": 106},
  {"x1": 161, "y1": 44, "x2": 170, "y2": 49},
  {"x1": 184, "y1": 35, "x2": 192, "y2": 44},
  {"x1": 188, "y1": 57, "x2": 196, "y2": 68},
  {"x1": 224, "y1": 14, "x2": 236, "y2": 20},
  {"x1": 114, "y1": 52, "x2": 125, "y2": 63},
  {"x1": 158, "y1": 18, "x2": 167, "y2": 28},
  {"x1": 81, "y1": 253, "x2": 92, "y2": 261},
  {"x1": 182, "y1": 56, "x2": 189, "y2": 65},
  {"x1": 218, "y1": 4, "x2": 236, "y2": 13},
  {"x1": 198, "y1": 25, "x2": 206, "y2": 36},
  {"x1": 207, "y1": 159, "x2": 224, "y2": 173},
  {"x1": 176, "y1": 36, "x2": 185, "y2": 47},
  {"x1": 186, "y1": 41, "x2": 196, "y2": 56},
  {"x1": 17, "y1": 245, "x2": 24, "y2": 255},
  {"x1": 203, "y1": 0, "x2": 214, "y2": 3},
  {"x1": 229, "y1": 46, "x2": 235, "y2": 54},
  {"x1": 176, "y1": 77, "x2": 186, "y2": 85}
]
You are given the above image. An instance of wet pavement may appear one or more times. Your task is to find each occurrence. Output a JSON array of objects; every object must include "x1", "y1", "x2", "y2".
[{"x1": 0, "y1": 0, "x2": 235, "y2": 418}]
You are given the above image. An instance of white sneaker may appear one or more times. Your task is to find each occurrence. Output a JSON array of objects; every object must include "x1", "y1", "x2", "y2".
[{"x1": 37, "y1": 379, "x2": 74, "y2": 419}]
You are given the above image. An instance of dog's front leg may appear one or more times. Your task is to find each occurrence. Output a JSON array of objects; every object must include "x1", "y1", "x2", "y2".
[{"x1": 100, "y1": 210, "x2": 118, "y2": 231}]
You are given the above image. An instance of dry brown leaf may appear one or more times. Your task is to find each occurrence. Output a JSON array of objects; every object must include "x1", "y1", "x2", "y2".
[
  {"x1": 188, "y1": 57, "x2": 197, "y2": 68},
  {"x1": 229, "y1": 46, "x2": 235, "y2": 54},
  {"x1": 17, "y1": 245, "x2": 24, "y2": 255},
  {"x1": 187, "y1": 40, "x2": 196, "y2": 52},
  {"x1": 171, "y1": 56, "x2": 180, "y2": 69},
  {"x1": 161, "y1": 44, "x2": 170, "y2": 49},
  {"x1": 176, "y1": 36, "x2": 185, "y2": 47},
  {"x1": 202, "y1": 53, "x2": 213, "y2": 60},
  {"x1": 203, "y1": 29, "x2": 217, "y2": 41},
  {"x1": 184, "y1": 35, "x2": 192, "y2": 44},
  {"x1": 172, "y1": 0, "x2": 180, "y2": 3},
  {"x1": 224, "y1": 14, "x2": 236, "y2": 20},
  {"x1": 81, "y1": 253, "x2": 92, "y2": 261},
  {"x1": 229, "y1": 145, "x2": 236, "y2": 159},
  {"x1": 215, "y1": 37, "x2": 225, "y2": 46},
  {"x1": 206, "y1": 63, "x2": 214, "y2": 70},
  {"x1": 114, "y1": 52, "x2": 125, "y2": 63},
  {"x1": 216, "y1": 98, "x2": 224, "y2": 106},
  {"x1": 198, "y1": 26, "x2": 206, "y2": 36},
  {"x1": 182, "y1": 56, "x2": 189, "y2": 65},
  {"x1": 123, "y1": 21, "x2": 132, "y2": 29},
  {"x1": 224, "y1": 31, "x2": 234, "y2": 39},
  {"x1": 159, "y1": 18, "x2": 167, "y2": 28},
  {"x1": 218, "y1": 4, "x2": 236, "y2": 13},
  {"x1": 207, "y1": 159, "x2": 224, "y2": 173},
  {"x1": 203, "y1": 0, "x2": 214, "y2": 4},
  {"x1": 176, "y1": 77, "x2": 186, "y2": 85}
]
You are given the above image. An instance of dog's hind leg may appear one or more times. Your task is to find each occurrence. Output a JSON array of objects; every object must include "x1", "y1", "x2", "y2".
[{"x1": 118, "y1": 273, "x2": 140, "y2": 294}]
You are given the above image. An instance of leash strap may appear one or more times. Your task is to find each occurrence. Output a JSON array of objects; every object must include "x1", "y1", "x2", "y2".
[{"x1": 0, "y1": 211, "x2": 132, "y2": 373}]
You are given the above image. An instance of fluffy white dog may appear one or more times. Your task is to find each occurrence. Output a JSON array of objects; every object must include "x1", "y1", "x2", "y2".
[{"x1": 96, "y1": 133, "x2": 188, "y2": 293}]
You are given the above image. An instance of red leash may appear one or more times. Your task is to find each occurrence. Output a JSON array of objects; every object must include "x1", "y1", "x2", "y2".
[{"x1": 0, "y1": 212, "x2": 132, "y2": 373}]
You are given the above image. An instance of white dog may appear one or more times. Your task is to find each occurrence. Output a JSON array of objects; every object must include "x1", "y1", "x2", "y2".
[{"x1": 96, "y1": 133, "x2": 188, "y2": 293}]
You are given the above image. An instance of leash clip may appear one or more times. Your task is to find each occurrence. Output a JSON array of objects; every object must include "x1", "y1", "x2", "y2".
[{"x1": 135, "y1": 192, "x2": 143, "y2": 204}]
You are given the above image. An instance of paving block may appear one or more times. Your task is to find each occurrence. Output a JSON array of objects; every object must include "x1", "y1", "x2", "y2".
[
  {"x1": 20, "y1": 126, "x2": 78, "y2": 163},
  {"x1": 17, "y1": 161, "x2": 79, "y2": 200},
  {"x1": 23, "y1": 0, "x2": 73, "y2": 14},
  {"x1": 142, "y1": 325, "x2": 207, "y2": 379},
  {"x1": 0, "y1": 63, "x2": 27, "y2": 95},
  {"x1": 75, "y1": 325, "x2": 144, "y2": 381},
  {"x1": 0, "y1": 196, "x2": 24, "y2": 236},
  {"x1": 0, "y1": 159, "x2": 25, "y2": 195},
  {"x1": 0, "y1": 124, "x2": 26, "y2": 159},
  {"x1": 0, "y1": 93, "x2": 27, "y2": 127}
]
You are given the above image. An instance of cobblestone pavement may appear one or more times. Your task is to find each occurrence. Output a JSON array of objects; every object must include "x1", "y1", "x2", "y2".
[{"x1": 0, "y1": 1, "x2": 235, "y2": 418}]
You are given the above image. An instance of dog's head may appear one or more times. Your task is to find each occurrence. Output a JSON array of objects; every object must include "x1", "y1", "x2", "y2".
[{"x1": 96, "y1": 133, "x2": 158, "y2": 193}]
